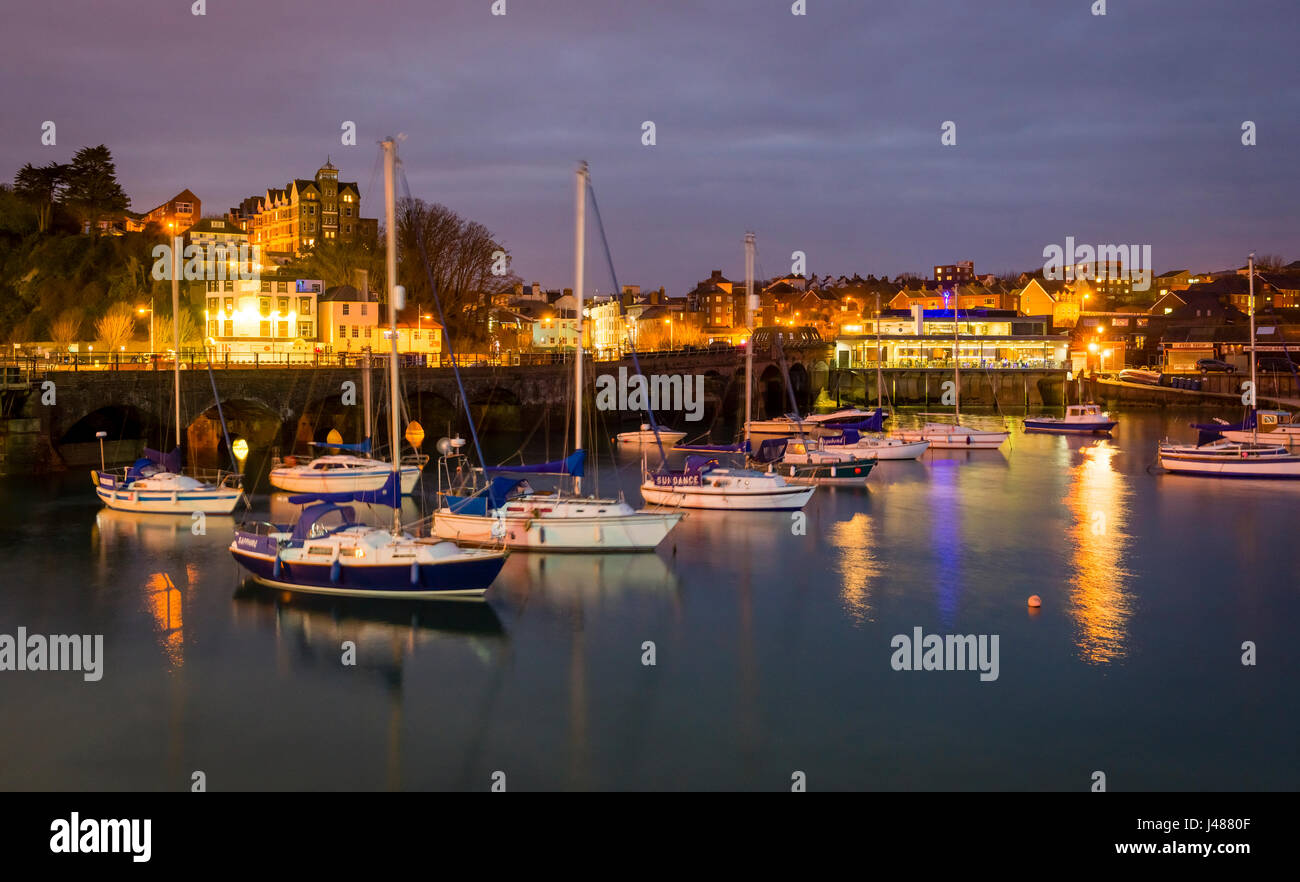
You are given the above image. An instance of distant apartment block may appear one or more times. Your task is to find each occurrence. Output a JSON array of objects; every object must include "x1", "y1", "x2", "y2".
[{"x1": 934, "y1": 261, "x2": 974, "y2": 283}]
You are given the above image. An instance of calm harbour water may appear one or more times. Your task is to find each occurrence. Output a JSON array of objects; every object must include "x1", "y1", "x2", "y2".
[{"x1": 1, "y1": 410, "x2": 1296, "y2": 791}]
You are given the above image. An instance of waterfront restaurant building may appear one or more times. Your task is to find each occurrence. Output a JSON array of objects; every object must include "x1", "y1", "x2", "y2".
[{"x1": 833, "y1": 307, "x2": 1068, "y2": 369}]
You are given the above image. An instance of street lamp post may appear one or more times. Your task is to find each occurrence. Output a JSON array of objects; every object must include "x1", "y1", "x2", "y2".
[
  {"x1": 138, "y1": 300, "x2": 154, "y2": 354},
  {"x1": 665, "y1": 317, "x2": 672, "y2": 350}
]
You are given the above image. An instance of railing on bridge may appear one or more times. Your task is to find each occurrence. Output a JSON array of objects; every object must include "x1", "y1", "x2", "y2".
[
  {"x1": 844, "y1": 359, "x2": 1065, "y2": 370},
  {"x1": 0, "y1": 342, "x2": 754, "y2": 374}
]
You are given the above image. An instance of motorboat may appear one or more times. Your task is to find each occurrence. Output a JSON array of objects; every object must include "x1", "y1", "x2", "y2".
[
  {"x1": 1023, "y1": 404, "x2": 1117, "y2": 435},
  {"x1": 750, "y1": 437, "x2": 875, "y2": 486}
]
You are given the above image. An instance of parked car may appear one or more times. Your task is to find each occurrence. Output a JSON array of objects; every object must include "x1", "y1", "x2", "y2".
[
  {"x1": 1196, "y1": 358, "x2": 1236, "y2": 374},
  {"x1": 1257, "y1": 357, "x2": 1296, "y2": 372}
]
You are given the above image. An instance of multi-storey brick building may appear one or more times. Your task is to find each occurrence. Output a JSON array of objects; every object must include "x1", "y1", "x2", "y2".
[{"x1": 229, "y1": 160, "x2": 377, "y2": 259}]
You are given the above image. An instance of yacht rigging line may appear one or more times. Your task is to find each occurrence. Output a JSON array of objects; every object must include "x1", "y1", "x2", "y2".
[
  {"x1": 586, "y1": 176, "x2": 670, "y2": 469},
  {"x1": 397, "y1": 164, "x2": 488, "y2": 476}
]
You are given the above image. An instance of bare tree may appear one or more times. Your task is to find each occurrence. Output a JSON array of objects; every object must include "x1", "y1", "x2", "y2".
[
  {"x1": 95, "y1": 302, "x2": 138, "y2": 351},
  {"x1": 1255, "y1": 254, "x2": 1286, "y2": 270},
  {"x1": 51, "y1": 309, "x2": 83, "y2": 347},
  {"x1": 396, "y1": 198, "x2": 519, "y2": 347}
]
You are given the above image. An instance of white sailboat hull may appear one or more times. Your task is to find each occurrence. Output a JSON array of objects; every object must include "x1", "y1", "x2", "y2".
[
  {"x1": 1158, "y1": 443, "x2": 1300, "y2": 478},
  {"x1": 834, "y1": 438, "x2": 930, "y2": 460},
  {"x1": 640, "y1": 472, "x2": 815, "y2": 510},
  {"x1": 615, "y1": 429, "x2": 687, "y2": 447},
  {"x1": 433, "y1": 508, "x2": 680, "y2": 551},
  {"x1": 269, "y1": 464, "x2": 423, "y2": 495},
  {"x1": 896, "y1": 424, "x2": 1009, "y2": 449},
  {"x1": 93, "y1": 473, "x2": 243, "y2": 515}
]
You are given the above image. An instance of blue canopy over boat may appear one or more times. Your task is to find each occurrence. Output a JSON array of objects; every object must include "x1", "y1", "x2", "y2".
[
  {"x1": 441, "y1": 476, "x2": 528, "y2": 516},
  {"x1": 309, "y1": 437, "x2": 372, "y2": 454},
  {"x1": 289, "y1": 503, "x2": 360, "y2": 543},
  {"x1": 485, "y1": 449, "x2": 585, "y2": 477},
  {"x1": 753, "y1": 439, "x2": 789, "y2": 464},
  {"x1": 127, "y1": 447, "x2": 182, "y2": 480}
]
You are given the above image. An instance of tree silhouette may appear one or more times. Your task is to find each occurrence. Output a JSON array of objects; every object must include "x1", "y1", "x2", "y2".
[{"x1": 63, "y1": 145, "x2": 130, "y2": 238}]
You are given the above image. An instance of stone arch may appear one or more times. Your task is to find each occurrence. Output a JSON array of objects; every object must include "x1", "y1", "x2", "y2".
[
  {"x1": 188, "y1": 397, "x2": 284, "y2": 474},
  {"x1": 55, "y1": 404, "x2": 158, "y2": 467}
]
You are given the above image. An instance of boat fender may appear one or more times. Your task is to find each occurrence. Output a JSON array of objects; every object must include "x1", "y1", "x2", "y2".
[
  {"x1": 330, "y1": 559, "x2": 341, "y2": 583},
  {"x1": 965, "y1": 435, "x2": 972, "y2": 446},
  {"x1": 272, "y1": 554, "x2": 281, "y2": 578},
  {"x1": 410, "y1": 561, "x2": 420, "y2": 585}
]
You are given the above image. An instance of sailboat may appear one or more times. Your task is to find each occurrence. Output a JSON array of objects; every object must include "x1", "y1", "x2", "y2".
[
  {"x1": 229, "y1": 138, "x2": 508, "y2": 597},
  {"x1": 895, "y1": 295, "x2": 1009, "y2": 449},
  {"x1": 641, "y1": 233, "x2": 815, "y2": 510},
  {"x1": 269, "y1": 355, "x2": 425, "y2": 494},
  {"x1": 1159, "y1": 252, "x2": 1300, "y2": 479},
  {"x1": 92, "y1": 238, "x2": 243, "y2": 514},
  {"x1": 823, "y1": 297, "x2": 930, "y2": 459},
  {"x1": 432, "y1": 162, "x2": 682, "y2": 550}
]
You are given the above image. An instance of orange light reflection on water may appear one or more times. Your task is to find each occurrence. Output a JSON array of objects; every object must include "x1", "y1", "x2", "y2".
[
  {"x1": 830, "y1": 512, "x2": 881, "y2": 625},
  {"x1": 1064, "y1": 442, "x2": 1131, "y2": 663}
]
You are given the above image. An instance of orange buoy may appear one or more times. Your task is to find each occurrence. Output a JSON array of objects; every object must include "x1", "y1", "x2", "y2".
[{"x1": 1027, "y1": 595, "x2": 1042, "y2": 608}]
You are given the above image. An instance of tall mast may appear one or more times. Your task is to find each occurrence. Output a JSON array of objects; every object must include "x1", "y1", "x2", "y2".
[
  {"x1": 172, "y1": 235, "x2": 182, "y2": 450},
  {"x1": 362, "y1": 350, "x2": 372, "y2": 442},
  {"x1": 573, "y1": 161, "x2": 587, "y2": 495},
  {"x1": 382, "y1": 138, "x2": 401, "y2": 532},
  {"x1": 744, "y1": 232, "x2": 756, "y2": 446},
  {"x1": 952, "y1": 291, "x2": 961, "y2": 419},
  {"x1": 1249, "y1": 251, "x2": 1256, "y2": 442},
  {"x1": 875, "y1": 291, "x2": 883, "y2": 409}
]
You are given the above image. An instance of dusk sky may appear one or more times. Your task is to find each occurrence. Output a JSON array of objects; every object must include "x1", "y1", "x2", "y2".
[{"x1": 3, "y1": 0, "x2": 1296, "y2": 293}]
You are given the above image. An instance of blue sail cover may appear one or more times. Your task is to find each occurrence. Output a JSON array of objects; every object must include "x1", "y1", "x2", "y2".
[
  {"x1": 485, "y1": 449, "x2": 586, "y2": 477},
  {"x1": 287, "y1": 470, "x2": 401, "y2": 507},
  {"x1": 754, "y1": 439, "x2": 789, "y2": 464},
  {"x1": 309, "y1": 437, "x2": 373, "y2": 453},
  {"x1": 825, "y1": 429, "x2": 861, "y2": 446},
  {"x1": 832, "y1": 408, "x2": 887, "y2": 432},
  {"x1": 1191, "y1": 411, "x2": 1255, "y2": 434},
  {"x1": 145, "y1": 447, "x2": 182, "y2": 472},
  {"x1": 127, "y1": 447, "x2": 182, "y2": 480}
]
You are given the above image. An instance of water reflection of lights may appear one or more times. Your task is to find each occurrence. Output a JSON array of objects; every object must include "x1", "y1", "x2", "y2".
[
  {"x1": 144, "y1": 572, "x2": 184, "y2": 669},
  {"x1": 829, "y1": 513, "x2": 881, "y2": 625},
  {"x1": 1064, "y1": 442, "x2": 1131, "y2": 663}
]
